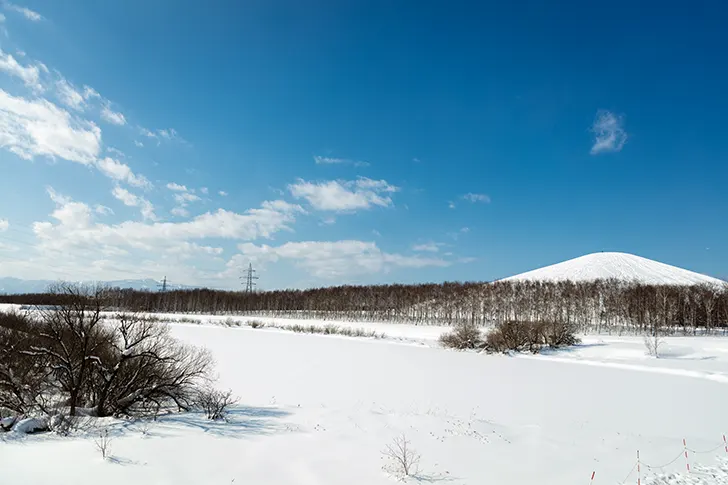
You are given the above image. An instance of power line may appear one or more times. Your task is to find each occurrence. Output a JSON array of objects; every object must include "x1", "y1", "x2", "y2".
[{"x1": 241, "y1": 263, "x2": 258, "y2": 293}]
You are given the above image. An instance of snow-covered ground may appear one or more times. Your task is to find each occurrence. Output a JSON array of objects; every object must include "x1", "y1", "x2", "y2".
[{"x1": 3, "y1": 318, "x2": 728, "y2": 484}]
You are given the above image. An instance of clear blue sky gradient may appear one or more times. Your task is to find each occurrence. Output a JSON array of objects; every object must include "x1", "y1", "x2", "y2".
[{"x1": 1, "y1": 0, "x2": 727, "y2": 288}]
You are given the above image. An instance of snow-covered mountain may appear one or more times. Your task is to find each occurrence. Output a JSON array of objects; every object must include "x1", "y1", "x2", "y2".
[
  {"x1": 502, "y1": 252, "x2": 725, "y2": 286},
  {"x1": 0, "y1": 277, "x2": 191, "y2": 294}
]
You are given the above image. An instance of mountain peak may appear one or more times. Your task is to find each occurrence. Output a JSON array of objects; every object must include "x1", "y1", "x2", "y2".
[{"x1": 502, "y1": 252, "x2": 725, "y2": 286}]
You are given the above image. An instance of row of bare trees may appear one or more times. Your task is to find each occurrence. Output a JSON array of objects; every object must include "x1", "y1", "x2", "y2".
[
  {"x1": 2, "y1": 279, "x2": 727, "y2": 334},
  {"x1": 0, "y1": 284, "x2": 213, "y2": 424}
]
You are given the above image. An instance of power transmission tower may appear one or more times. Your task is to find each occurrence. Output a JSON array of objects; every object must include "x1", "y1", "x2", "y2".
[
  {"x1": 157, "y1": 276, "x2": 168, "y2": 292},
  {"x1": 241, "y1": 263, "x2": 258, "y2": 293}
]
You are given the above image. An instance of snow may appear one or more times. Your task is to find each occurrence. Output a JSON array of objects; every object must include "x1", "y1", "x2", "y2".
[
  {"x1": 11, "y1": 417, "x2": 48, "y2": 434},
  {"x1": 3, "y1": 322, "x2": 728, "y2": 484},
  {"x1": 501, "y1": 251, "x2": 726, "y2": 286}
]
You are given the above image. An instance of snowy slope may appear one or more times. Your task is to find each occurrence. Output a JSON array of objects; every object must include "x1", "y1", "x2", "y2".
[{"x1": 502, "y1": 252, "x2": 725, "y2": 286}]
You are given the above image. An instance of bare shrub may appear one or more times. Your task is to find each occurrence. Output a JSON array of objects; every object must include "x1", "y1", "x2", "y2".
[
  {"x1": 382, "y1": 434, "x2": 421, "y2": 479},
  {"x1": 439, "y1": 322, "x2": 484, "y2": 349},
  {"x1": 196, "y1": 387, "x2": 239, "y2": 420},
  {"x1": 94, "y1": 428, "x2": 113, "y2": 459},
  {"x1": 248, "y1": 320, "x2": 265, "y2": 329},
  {"x1": 486, "y1": 320, "x2": 531, "y2": 353},
  {"x1": 644, "y1": 333, "x2": 664, "y2": 357},
  {"x1": 486, "y1": 320, "x2": 579, "y2": 354},
  {"x1": 543, "y1": 321, "x2": 581, "y2": 347}
]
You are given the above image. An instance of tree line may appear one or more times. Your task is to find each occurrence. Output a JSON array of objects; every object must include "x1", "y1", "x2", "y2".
[{"x1": 2, "y1": 279, "x2": 727, "y2": 334}]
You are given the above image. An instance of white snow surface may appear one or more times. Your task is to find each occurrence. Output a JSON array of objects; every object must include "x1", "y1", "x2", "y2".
[
  {"x1": 3, "y1": 319, "x2": 728, "y2": 484},
  {"x1": 502, "y1": 251, "x2": 725, "y2": 286}
]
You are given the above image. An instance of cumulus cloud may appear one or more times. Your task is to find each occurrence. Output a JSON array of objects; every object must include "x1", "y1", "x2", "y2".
[
  {"x1": 219, "y1": 190, "x2": 228, "y2": 197},
  {"x1": 0, "y1": 218, "x2": 8, "y2": 231},
  {"x1": 96, "y1": 157, "x2": 152, "y2": 189},
  {"x1": 591, "y1": 110, "x2": 627, "y2": 154},
  {"x1": 166, "y1": 182, "x2": 189, "y2": 192},
  {"x1": 288, "y1": 177, "x2": 399, "y2": 212},
  {"x1": 111, "y1": 186, "x2": 157, "y2": 221},
  {"x1": 35, "y1": 190, "x2": 304, "y2": 255},
  {"x1": 0, "y1": 89, "x2": 101, "y2": 164},
  {"x1": 461, "y1": 193, "x2": 491, "y2": 203},
  {"x1": 100, "y1": 105, "x2": 126, "y2": 125},
  {"x1": 313, "y1": 155, "x2": 369, "y2": 167},
  {"x1": 0, "y1": 49, "x2": 42, "y2": 91},
  {"x1": 4, "y1": 3, "x2": 43, "y2": 21},
  {"x1": 236, "y1": 240, "x2": 449, "y2": 279}
]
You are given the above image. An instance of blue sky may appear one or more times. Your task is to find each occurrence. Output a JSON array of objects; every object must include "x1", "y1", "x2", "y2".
[{"x1": 0, "y1": 0, "x2": 726, "y2": 289}]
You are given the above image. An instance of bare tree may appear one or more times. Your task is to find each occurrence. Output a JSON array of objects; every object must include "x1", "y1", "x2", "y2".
[
  {"x1": 643, "y1": 333, "x2": 664, "y2": 357},
  {"x1": 382, "y1": 434, "x2": 421, "y2": 479}
]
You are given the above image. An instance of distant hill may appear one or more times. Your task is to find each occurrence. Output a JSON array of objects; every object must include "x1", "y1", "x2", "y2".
[
  {"x1": 0, "y1": 277, "x2": 192, "y2": 294},
  {"x1": 501, "y1": 252, "x2": 725, "y2": 286}
]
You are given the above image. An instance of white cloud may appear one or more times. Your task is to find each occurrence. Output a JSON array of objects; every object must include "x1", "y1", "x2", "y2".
[
  {"x1": 461, "y1": 193, "x2": 491, "y2": 203},
  {"x1": 591, "y1": 110, "x2": 627, "y2": 154},
  {"x1": 319, "y1": 216, "x2": 336, "y2": 226},
  {"x1": 96, "y1": 157, "x2": 152, "y2": 189},
  {"x1": 134, "y1": 140, "x2": 144, "y2": 148},
  {"x1": 219, "y1": 190, "x2": 228, "y2": 197},
  {"x1": 174, "y1": 192, "x2": 200, "y2": 204},
  {"x1": 100, "y1": 105, "x2": 126, "y2": 125},
  {"x1": 288, "y1": 177, "x2": 399, "y2": 212},
  {"x1": 171, "y1": 206, "x2": 189, "y2": 217},
  {"x1": 35, "y1": 191, "x2": 304, "y2": 255},
  {"x1": 82, "y1": 86, "x2": 100, "y2": 100},
  {"x1": 0, "y1": 13, "x2": 5, "y2": 22},
  {"x1": 55, "y1": 79, "x2": 85, "y2": 111},
  {"x1": 4, "y1": 3, "x2": 43, "y2": 21},
  {"x1": 106, "y1": 146, "x2": 125, "y2": 157},
  {"x1": 167, "y1": 182, "x2": 189, "y2": 192},
  {"x1": 0, "y1": 49, "x2": 42, "y2": 91},
  {"x1": 111, "y1": 186, "x2": 157, "y2": 221},
  {"x1": 313, "y1": 155, "x2": 369, "y2": 167},
  {"x1": 448, "y1": 201, "x2": 456, "y2": 209},
  {"x1": 0, "y1": 218, "x2": 8, "y2": 231},
  {"x1": 141, "y1": 127, "x2": 181, "y2": 143},
  {"x1": 0, "y1": 89, "x2": 101, "y2": 164},
  {"x1": 412, "y1": 242, "x2": 442, "y2": 252},
  {"x1": 94, "y1": 205, "x2": 113, "y2": 216},
  {"x1": 236, "y1": 240, "x2": 449, "y2": 279},
  {"x1": 200, "y1": 187, "x2": 208, "y2": 195}
]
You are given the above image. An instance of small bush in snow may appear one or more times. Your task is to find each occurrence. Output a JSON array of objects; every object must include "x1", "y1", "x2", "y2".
[
  {"x1": 644, "y1": 333, "x2": 664, "y2": 357},
  {"x1": 196, "y1": 387, "x2": 239, "y2": 420},
  {"x1": 439, "y1": 322, "x2": 484, "y2": 350},
  {"x1": 94, "y1": 428, "x2": 112, "y2": 459},
  {"x1": 382, "y1": 434, "x2": 421, "y2": 479},
  {"x1": 249, "y1": 320, "x2": 265, "y2": 329}
]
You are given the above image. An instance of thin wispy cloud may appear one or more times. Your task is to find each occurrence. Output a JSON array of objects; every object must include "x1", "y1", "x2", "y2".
[
  {"x1": 101, "y1": 105, "x2": 126, "y2": 125},
  {"x1": 461, "y1": 193, "x2": 491, "y2": 203},
  {"x1": 0, "y1": 218, "x2": 8, "y2": 231},
  {"x1": 412, "y1": 242, "x2": 443, "y2": 253},
  {"x1": 55, "y1": 79, "x2": 85, "y2": 111},
  {"x1": 314, "y1": 155, "x2": 370, "y2": 167},
  {"x1": 4, "y1": 3, "x2": 42, "y2": 21},
  {"x1": 590, "y1": 110, "x2": 627, "y2": 154}
]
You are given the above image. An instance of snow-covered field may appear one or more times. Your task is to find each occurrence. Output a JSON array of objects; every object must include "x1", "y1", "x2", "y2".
[{"x1": 3, "y1": 317, "x2": 728, "y2": 484}]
